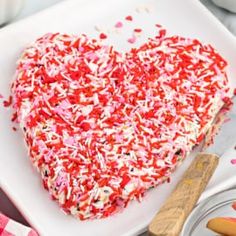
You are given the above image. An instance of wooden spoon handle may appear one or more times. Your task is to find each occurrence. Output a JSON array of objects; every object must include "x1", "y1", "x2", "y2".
[{"x1": 148, "y1": 153, "x2": 219, "y2": 236}]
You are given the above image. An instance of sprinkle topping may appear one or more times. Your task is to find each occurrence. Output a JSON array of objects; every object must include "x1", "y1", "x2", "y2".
[{"x1": 11, "y1": 29, "x2": 230, "y2": 220}]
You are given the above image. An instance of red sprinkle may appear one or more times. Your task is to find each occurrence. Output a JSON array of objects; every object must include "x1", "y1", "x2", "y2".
[
  {"x1": 99, "y1": 33, "x2": 107, "y2": 40},
  {"x1": 134, "y1": 28, "x2": 142, "y2": 33},
  {"x1": 81, "y1": 122, "x2": 91, "y2": 131},
  {"x1": 12, "y1": 127, "x2": 17, "y2": 131},
  {"x1": 233, "y1": 88, "x2": 236, "y2": 96},
  {"x1": 125, "y1": 15, "x2": 133, "y2": 21},
  {"x1": 222, "y1": 97, "x2": 232, "y2": 106},
  {"x1": 76, "y1": 115, "x2": 86, "y2": 124},
  {"x1": 3, "y1": 96, "x2": 13, "y2": 107},
  {"x1": 157, "y1": 29, "x2": 166, "y2": 38}
]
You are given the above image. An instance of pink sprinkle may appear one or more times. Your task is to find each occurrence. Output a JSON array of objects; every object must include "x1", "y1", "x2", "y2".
[
  {"x1": 78, "y1": 47, "x2": 84, "y2": 52},
  {"x1": 60, "y1": 100, "x2": 70, "y2": 109},
  {"x1": 64, "y1": 137, "x2": 75, "y2": 146},
  {"x1": 0, "y1": 213, "x2": 9, "y2": 228},
  {"x1": 127, "y1": 35, "x2": 137, "y2": 44},
  {"x1": 115, "y1": 21, "x2": 123, "y2": 28},
  {"x1": 125, "y1": 15, "x2": 133, "y2": 21},
  {"x1": 230, "y1": 159, "x2": 236, "y2": 165},
  {"x1": 28, "y1": 230, "x2": 38, "y2": 236},
  {"x1": 224, "y1": 117, "x2": 231, "y2": 123},
  {"x1": 0, "y1": 94, "x2": 3, "y2": 99}
]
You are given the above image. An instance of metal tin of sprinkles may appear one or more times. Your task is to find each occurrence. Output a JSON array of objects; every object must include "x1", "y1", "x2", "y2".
[{"x1": 181, "y1": 189, "x2": 236, "y2": 236}]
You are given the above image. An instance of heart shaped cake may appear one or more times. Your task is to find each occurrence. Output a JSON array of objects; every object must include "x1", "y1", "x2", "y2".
[{"x1": 11, "y1": 30, "x2": 230, "y2": 220}]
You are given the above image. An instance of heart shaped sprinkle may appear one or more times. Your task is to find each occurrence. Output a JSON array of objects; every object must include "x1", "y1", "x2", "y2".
[
  {"x1": 231, "y1": 159, "x2": 236, "y2": 165},
  {"x1": 11, "y1": 29, "x2": 230, "y2": 220}
]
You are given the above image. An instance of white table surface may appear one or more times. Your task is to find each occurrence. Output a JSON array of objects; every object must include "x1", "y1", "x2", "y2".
[{"x1": 0, "y1": 0, "x2": 235, "y2": 234}]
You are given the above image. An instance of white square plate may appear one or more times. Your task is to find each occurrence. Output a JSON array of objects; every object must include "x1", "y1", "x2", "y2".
[{"x1": 0, "y1": 0, "x2": 236, "y2": 235}]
